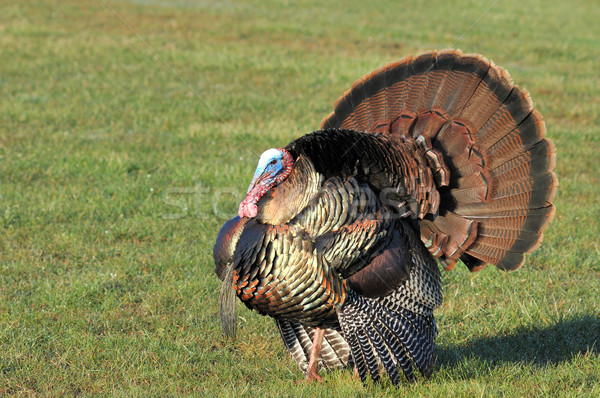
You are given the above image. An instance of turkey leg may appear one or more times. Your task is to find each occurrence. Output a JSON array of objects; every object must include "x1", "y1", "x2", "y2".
[{"x1": 305, "y1": 327, "x2": 325, "y2": 382}]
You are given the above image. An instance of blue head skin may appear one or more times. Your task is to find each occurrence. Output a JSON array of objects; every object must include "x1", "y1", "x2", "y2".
[
  {"x1": 248, "y1": 149, "x2": 285, "y2": 191},
  {"x1": 239, "y1": 148, "x2": 292, "y2": 218}
]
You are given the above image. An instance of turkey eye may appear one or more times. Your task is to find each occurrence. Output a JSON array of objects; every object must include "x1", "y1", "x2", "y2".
[{"x1": 270, "y1": 160, "x2": 277, "y2": 165}]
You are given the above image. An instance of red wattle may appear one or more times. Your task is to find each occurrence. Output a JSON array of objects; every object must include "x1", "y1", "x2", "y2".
[
  {"x1": 238, "y1": 198, "x2": 258, "y2": 218},
  {"x1": 239, "y1": 182, "x2": 266, "y2": 218}
]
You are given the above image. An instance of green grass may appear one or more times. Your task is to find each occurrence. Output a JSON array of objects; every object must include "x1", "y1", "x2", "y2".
[{"x1": 1, "y1": 0, "x2": 598, "y2": 396}]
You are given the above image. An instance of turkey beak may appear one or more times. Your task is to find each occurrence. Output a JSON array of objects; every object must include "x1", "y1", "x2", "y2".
[
  {"x1": 239, "y1": 171, "x2": 273, "y2": 219},
  {"x1": 246, "y1": 175, "x2": 260, "y2": 194},
  {"x1": 246, "y1": 170, "x2": 271, "y2": 194}
]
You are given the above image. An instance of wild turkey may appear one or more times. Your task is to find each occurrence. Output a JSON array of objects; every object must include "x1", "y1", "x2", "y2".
[{"x1": 213, "y1": 50, "x2": 557, "y2": 384}]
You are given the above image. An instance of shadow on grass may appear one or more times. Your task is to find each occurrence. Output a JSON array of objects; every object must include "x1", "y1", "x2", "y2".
[{"x1": 438, "y1": 315, "x2": 599, "y2": 371}]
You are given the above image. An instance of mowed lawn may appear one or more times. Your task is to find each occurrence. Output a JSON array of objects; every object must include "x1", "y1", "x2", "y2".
[{"x1": 1, "y1": 0, "x2": 598, "y2": 396}]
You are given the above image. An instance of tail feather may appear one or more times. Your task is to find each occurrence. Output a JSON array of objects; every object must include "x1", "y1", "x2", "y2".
[
  {"x1": 361, "y1": 71, "x2": 387, "y2": 130},
  {"x1": 383, "y1": 56, "x2": 412, "y2": 120},
  {"x1": 469, "y1": 210, "x2": 552, "y2": 232},
  {"x1": 321, "y1": 49, "x2": 556, "y2": 271},
  {"x1": 431, "y1": 52, "x2": 489, "y2": 114},
  {"x1": 485, "y1": 111, "x2": 546, "y2": 160},
  {"x1": 403, "y1": 72, "x2": 432, "y2": 114},
  {"x1": 475, "y1": 88, "x2": 533, "y2": 148},
  {"x1": 459, "y1": 61, "x2": 513, "y2": 130}
]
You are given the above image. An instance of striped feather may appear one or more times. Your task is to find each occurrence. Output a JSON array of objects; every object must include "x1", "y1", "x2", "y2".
[{"x1": 276, "y1": 320, "x2": 352, "y2": 373}]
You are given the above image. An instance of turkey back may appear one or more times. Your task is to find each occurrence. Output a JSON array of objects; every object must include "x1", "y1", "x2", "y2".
[{"x1": 320, "y1": 50, "x2": 557, "y2": 271}]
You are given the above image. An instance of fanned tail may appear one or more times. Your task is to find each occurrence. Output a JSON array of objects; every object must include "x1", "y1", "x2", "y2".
[{"x1": 321, "y1": 49, "x2": 557, "y2": 271}]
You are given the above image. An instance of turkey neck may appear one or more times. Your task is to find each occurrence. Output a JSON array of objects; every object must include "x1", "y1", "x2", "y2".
[{"x1": 256, "y1": 154, "x2": 321, "y2": 225}]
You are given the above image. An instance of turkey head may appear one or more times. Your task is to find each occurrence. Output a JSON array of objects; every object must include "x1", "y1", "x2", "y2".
[{"x1": 238, "y1": 149, "x2": 320, "y2": 225}]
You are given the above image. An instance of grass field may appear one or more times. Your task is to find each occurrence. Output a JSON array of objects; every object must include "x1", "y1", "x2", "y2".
[{"x1": 1, "y1": 0, "x2": 599, "y2": 396}]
